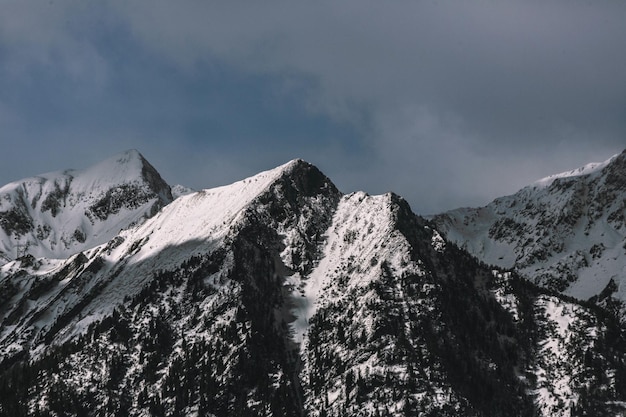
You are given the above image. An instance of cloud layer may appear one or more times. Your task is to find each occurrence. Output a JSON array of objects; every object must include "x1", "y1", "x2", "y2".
[{"x1": 1, "y1": 1, "x2": 624, "y2": 213}]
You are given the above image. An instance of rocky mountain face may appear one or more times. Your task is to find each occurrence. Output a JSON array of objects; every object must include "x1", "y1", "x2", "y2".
[
  {"x1": 1, "y1": 154, "x2": 626, "y2": 416},
  {"x1": 433, "y1": 150, "x2": 626, "y2": 313},
  {"x1": 0, "y1": 150, "x2": 173, "y2": 263}
]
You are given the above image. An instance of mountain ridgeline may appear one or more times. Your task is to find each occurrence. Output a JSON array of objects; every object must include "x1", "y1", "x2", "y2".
[
  {"x1": 1, "y1": 151, "x2": 626, "y2": 416},
  {"x1": 433, "y1": 150, "x2": 626, "y2": 314}
]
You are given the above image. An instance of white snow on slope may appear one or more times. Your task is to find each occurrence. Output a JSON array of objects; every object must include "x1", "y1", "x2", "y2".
[
  {"x1": 531, "y1": 296, "x2": 599, "y2": 417},
  {"x1": 435, "y1": 150, "x2": 626, "y2": 307},
  {"x1": 290, "y1": 192, "x2": 425, "y2": 347},
  {"x1": 123, "y1": 159, "x2": 302, "y2": 263},
  {"x1": 0, "y1": 150, "x2": 171, "y2": 261},
  {"x1": 0, "y1": 158, "x2": 304, "y2": 355},
  {"x1": 40, "y1": 159, "x2": 303, "y2": 344}
]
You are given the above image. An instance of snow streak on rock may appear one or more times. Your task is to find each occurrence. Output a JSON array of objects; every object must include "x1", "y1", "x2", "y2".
[{"x1": 291, "y1": 192, "x2": 425, "y2": 347}]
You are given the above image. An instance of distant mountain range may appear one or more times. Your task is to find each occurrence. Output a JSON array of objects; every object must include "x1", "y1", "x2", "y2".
[
  {"x1": 433, "y1": 150, "x2": 626, "y2": 314},
  {"x1": 1, "y1": 150, "x2": 625, "y2": 416}
]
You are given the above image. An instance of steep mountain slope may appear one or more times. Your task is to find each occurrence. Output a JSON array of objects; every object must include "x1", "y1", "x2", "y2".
[
  {"x1": 0, "y1": 150, "x2": 173, "y2": 263},
  {"x1": 0, "y1": 158, "x2": 341, "y2": 416},
  {"x1": 0, "y1": 159, "x2": 337, "y2": 363},
  {"x1": 433, "y1": 149, "x2": 626, "y2": 309},
  {"x1": 301, "y1": 195, "x2": 626, "y2": 416},
  {"x1": 1, "y1": 156, "x2": 626, "y2": 416}
]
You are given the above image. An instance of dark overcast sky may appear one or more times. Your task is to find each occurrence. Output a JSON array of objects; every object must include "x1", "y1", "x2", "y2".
[{"x1": 1, "y1": 1, "x2": 624, "y2": 214}]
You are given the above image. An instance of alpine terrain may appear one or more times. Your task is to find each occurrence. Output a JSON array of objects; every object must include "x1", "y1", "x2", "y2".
[
  {"x1": 0, "y1": 150, "x2": 173, "y2": 263},
  {"x1": 434, "y1": 149, "x2": 626, "y2": 314},
  {"x1": 1, "y1": 150, "x2": 626, "y2": 416}
]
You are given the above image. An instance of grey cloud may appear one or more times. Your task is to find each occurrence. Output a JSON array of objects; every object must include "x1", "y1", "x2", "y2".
[
  {"x1": 116, "y1": 2, "x2": 626, "y2": 143},
  {"x1": 1, "y1": 1, "x2": 625, "y2": 213}
]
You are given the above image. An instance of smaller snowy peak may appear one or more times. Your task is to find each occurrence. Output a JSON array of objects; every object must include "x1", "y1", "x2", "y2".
[
  {"x1": 0, "y1": 150, "x2": 168, "y2": 198},
  {"x1": 531, "y1": 152, "x2": 620, "y2": 189},
  {"x1": 0, "y1": 150, "x2": 173, "y2": 261},
  {"x1": 76, "y1": 149, "x2": 171, "y2": 197}
]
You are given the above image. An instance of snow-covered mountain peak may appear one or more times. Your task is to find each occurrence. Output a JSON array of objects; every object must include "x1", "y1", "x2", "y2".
[
  {"x1": 0, "y1": 150, "x2": 172, "y2": 262},
  {"x1": 3, "y1": 150, "x2": 153, "y2": 194},
  {"x1": 231, "y1": 158, "x2": 314, "y2": 187},
  {"x1": 217, "y1": 158, "x2": 304, "y2": 188},
  {"x1": 74, "y1": 149, "x2": 154, "y2": 189}
]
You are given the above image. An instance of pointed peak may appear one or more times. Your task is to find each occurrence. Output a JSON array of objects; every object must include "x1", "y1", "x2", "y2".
[
  {"x1": 94, "y1": 149, "x2": 146, "y2": 171},
  {"x1": 193, "y1": 158, "x2": 340, "y2": 216},
  {"x1": 0, "y1": 150, "x2": 150, "y2": 192},
  {"x1": 115, "y1": 148, "x2": 145, "y2": 163},
  {"x1": 43, "y1": 149, "x2": 172, "y2": 202},
  {"x1": 79, "y1": 149, "x2": 169, "y2": 189},
  {"x1": 269, "y1": 159, "x2": 340, "y2": 198},
  {"x1": 244, "y1": 159, "x2": 320, "y2": 184},
  {"x1": 273, "y1": 158, "x2": 311, "y2": 173}
]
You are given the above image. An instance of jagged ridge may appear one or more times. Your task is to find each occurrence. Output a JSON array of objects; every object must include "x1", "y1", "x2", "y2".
[{"x1": 0, "y1": 153, "x2": 625, "y2": 416}]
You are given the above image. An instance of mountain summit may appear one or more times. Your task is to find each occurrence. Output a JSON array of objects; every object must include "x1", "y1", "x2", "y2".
[
  {"x1": 1, "y1": 152, "x2": 626, "y2": 416},
  {"x1": 0, "y1": 150, "x2": 172, "y2": 262}
]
